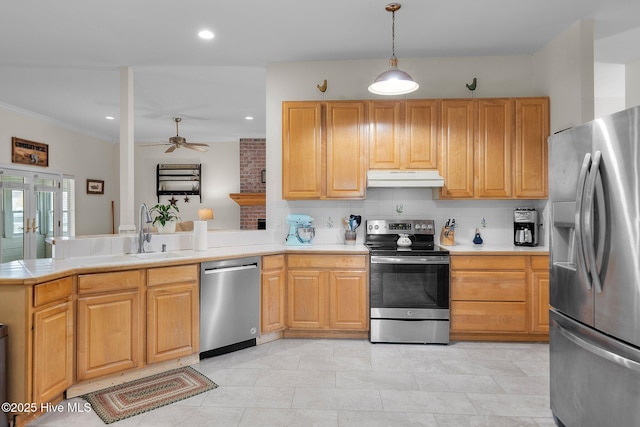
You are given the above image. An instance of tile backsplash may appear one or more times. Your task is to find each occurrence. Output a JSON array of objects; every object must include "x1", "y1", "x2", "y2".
[
  {"x1": 271, "y1": 187, "x2": 549, "y2": 247},
  {"x1": 53, "y1": 188, "x2": 548, "y2": 259}
]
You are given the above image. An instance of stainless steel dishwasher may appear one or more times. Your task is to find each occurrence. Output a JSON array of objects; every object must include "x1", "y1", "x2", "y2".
[{"x1": 200, "y1": 256, "x2": 260, "y2": 359}]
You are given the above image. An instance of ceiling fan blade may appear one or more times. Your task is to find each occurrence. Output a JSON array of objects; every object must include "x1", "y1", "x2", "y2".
[
  {"x1": 184, "y1": 143, "x2": 210, "y2": 147},
  {"x1": 165, "y1": 145, "x2": 177, "y2": 153},
  {"x1": 140, "y1": 143, "x2": 171, "y2": 147},
  {"x1": 184, "y1": 145, "x2": 208, "y2": 152}
]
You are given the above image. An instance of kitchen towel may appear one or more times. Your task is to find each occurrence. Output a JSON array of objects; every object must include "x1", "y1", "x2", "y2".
[{"x1": 193, "y1": 220, "x2": 208, "y2": 251}]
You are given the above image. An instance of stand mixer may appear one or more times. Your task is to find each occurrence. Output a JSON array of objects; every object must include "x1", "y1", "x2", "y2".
[{"x1": 285, "y1": 214, "x2": 315, "y2": 246}]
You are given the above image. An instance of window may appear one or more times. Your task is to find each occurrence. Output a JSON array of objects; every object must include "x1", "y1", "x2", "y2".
[
  {"x1": 62, "y1": 176, "x2": 75, "y2": 237},
  {"x1": 11, "y1": 190, "x2": 23, "y2": 236}
]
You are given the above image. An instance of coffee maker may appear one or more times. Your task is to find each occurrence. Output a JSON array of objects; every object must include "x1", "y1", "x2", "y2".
[{"x1": 514, "y1": 208, "x2": 538, "y2": 246}]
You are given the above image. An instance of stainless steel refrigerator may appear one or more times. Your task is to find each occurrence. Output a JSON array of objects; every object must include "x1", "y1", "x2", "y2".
[{"x1": 549, "y1": 106, "x2": 640, "y2": 426}]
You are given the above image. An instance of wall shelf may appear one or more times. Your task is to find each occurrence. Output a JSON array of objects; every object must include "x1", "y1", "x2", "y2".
[
  {"x1": 229, "y1": 192, "x2": 266, "y2": 206},
  {"x1": 156, "y1": 164, "x2": 201, "y2": 202}
]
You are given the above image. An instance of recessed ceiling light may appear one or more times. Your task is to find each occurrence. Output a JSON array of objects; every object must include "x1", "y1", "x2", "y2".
[
  {"x1": 105, "y1": 116, "x2": 115, "y2": 120},
  {"x1": 245, "y1": 116, "x2": 254, "y2": 120},
  {"x1": 198, "y1": 30, "x2": 214, "y2": 40}
]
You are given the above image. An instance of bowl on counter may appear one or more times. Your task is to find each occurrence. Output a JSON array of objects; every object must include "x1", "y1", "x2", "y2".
[{"x1": 297, "y1": 226, "x2": 315, "y2": 243}]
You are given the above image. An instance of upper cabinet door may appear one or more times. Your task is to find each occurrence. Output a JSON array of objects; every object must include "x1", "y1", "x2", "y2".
[
  {"x1": 439, "y1": 100, "x2": 475, "y2": 198},
  {"x1": 325, "y1": 102, "x2": 367, "y2": 199},
  {"x1": 403, "y1": 100, "x2": 439, "y2": 169},
  {"x1": 367, "y1": 100, "x2": 439, "y2": 170},
  {"x1": 368, "y1": 101, "x2": 402, "y2": 169},
  {"x1": 476, "y1": 98, "x2": 513, "y2": 198},
  {"x1": 514, "y1": 97, "x2": 549, "y2": 198},
  {"x1": 282, "y1": 102, "x2": 323, "y2": 199}
]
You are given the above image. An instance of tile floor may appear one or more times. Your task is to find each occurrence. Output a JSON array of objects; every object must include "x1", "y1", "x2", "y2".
[{"x1": 28, "y1": 339, "x2": 555, "y2": 427}]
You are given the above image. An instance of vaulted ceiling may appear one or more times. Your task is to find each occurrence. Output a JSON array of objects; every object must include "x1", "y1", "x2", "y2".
[{"x1": 1, "y1": 0, "x2": 639, "y2": 143}]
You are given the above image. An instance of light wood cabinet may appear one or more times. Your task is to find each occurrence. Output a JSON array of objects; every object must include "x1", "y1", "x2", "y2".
[
  {"x1": 451, "y1": 254, "x2": 549, "y2": 341},
  {"x1": 439, "y1": 99, "x2": 476, "y2": 197},
  {"x1": 261, "y1": 254, "x2": 286, "y2": 334},
  {"x1": 328, "y1": 269, "x2": 368, "y2": 330},
  {"x1": 368, "y1": 99, "x2": 438, "y2": 170},
  {"x1": 147, "y1": 265, "x2": 199, "y2": 363},
  {"x1": 530, "y1": 255, "x2": 550, "y2": 333},
  {"x1": 282, "y1": 101, "x2": 322, "y2": 198},
  {"x1": 282, "y1": 101, "x2": 366, "y2": 200},
  {"x1": 32, "y1": 277, "x2": 73, "y2": 404},
  {"x1": 0, "y1": 276, "x2": 75, "y2": 427},
  {"x1": 514, "y1": 98, "x2": 549, "y2": 198},
  {"x1": 476, "y1": 98, "x2": 513, "y2": 198},
  {"x1": 76, "y1": 270, "x2": 143, "y2": 381},
  {"x1": 286, "y1": 254, "x2": 368, "y2": 336},
  {"x1": 439, "y1": 97, "x2": 549, "y2": 199}
]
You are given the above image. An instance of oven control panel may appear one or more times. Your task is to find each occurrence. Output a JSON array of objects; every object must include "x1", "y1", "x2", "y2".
[{"x1": 366, "y1": 219, "x2": 435, "y2": 235}]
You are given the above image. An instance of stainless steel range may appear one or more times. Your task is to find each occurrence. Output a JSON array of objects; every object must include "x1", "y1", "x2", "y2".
[{"x1": 366, "y1": 219, "x2": 450, "y2": 344}]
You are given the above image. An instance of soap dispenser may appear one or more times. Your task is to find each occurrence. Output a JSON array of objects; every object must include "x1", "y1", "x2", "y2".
[{"x1": 473, "y1": 228, "x2": 483, "y2": 245}]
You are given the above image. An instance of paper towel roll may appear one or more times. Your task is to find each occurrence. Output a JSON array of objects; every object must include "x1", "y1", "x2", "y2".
[{"x1": 193, "y1": 220, "x2": 208, "y2": 251}]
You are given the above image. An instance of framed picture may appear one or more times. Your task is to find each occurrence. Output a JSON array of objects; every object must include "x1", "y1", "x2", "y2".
[
  {"x1": 12, "y1": 137, "x2": 49, "y2": 167},
  {"x1": 86, "y1": 179, "x2": 104, "y2": 194}
]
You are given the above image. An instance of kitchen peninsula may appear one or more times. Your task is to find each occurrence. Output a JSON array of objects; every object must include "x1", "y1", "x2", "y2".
[{"x1": 0, "y1": 239, "x2": 368, "y2": 427}]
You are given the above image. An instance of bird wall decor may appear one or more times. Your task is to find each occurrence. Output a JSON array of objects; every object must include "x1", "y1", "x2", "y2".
[
  {"x1": 316, "y1": 79, "x2": 328, "y2": 93},
  {"x1": 466, "y1": 77, "x2": 478, "y2": 92}
]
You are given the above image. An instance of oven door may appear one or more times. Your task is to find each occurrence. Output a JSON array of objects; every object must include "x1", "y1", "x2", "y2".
[{"x1": 370, "y1": 255, "x2": 449, "y2": 320}]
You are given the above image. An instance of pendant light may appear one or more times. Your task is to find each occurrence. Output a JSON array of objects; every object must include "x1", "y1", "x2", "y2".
[{"x1": 368, "y1": 3, "x2": 419, "y2": 96}]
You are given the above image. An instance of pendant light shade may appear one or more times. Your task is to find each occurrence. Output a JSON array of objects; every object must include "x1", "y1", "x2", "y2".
[{"x1": 368, "y1": 3, "x2": 418, "y2": 96}]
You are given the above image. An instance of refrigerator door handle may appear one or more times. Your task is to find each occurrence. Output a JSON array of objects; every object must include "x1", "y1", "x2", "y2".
[
  {"x1": 575, "y1": 152, "x2": 592, "y2": 290},
  {"x1": 583, "y1": 150, "x2": 604, "y2": 293},
  {"x1": 557, "y1": 324, "x2": 640, "y2": 373}
]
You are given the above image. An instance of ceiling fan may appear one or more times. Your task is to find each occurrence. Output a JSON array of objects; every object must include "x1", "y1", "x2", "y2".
[{"x1": 143, "y1": 117, "x2": 210, "y2": 153}]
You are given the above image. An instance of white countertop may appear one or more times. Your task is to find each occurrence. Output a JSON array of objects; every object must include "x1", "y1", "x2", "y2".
[
  {"x1": 439, "y1": 242, "x2": 549, "y2": 255},
  {"x1": 0, "y1": 240, "x2": 549, "y2": 284},
  {"x1": 0, "y1": 243, "x2": 370, "y2": 284}
]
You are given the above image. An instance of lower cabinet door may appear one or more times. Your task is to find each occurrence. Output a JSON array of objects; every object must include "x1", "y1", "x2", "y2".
[
  {"x1": 76, "y1": 291, "x2": 140, "y2": 381},
  {"x1": 261, "y1": 268, "x2": 286, "y2": 333},
  {"x1": 328, "y1": 270, "x2": 368, "y2": 330},
  {"x1": 287, "y1": 270, "x2": 325, "y2": 329},
  {"x1": 33, "y1": 301, "x2": 73, "y2": 403},
  {"x1": 147, "y1": 283, "x2": 199, "y2": 363}
]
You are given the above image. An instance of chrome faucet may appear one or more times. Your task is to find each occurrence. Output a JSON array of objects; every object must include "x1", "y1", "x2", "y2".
[{"x1": 138, "y1": 203, "x2": 152, "y2": 253}]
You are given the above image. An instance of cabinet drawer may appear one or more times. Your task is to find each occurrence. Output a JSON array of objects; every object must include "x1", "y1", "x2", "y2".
[
  {"x1": 147, "y1": 264, "x2": 198, "y2": 286},
  {"x1": 451, "y1": 301, "x2": 527, "y2": 332},
  {"x1": 287, "y1": 254, "x2": 366, "y2": 269},
  {"x1": 452, "y1": 255, "x2": 526, "y2": 270},
  {"x1": 531, "y1": 255, "x2": 549, "y2": 270},
  {"x1": 33, "y1": 277, "x2": 73, "y2": 307},
  {"x1": 78, "y1": 270, "x2": 141, "y2": 294},
  {"x1": 262, "y1": 254, "x2": 284, "y2": 270},
  {"x1": 451, "y1": 271, "x2": 526, "y2": 301}
]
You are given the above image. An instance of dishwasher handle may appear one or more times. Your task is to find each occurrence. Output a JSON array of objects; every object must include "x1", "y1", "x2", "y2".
[{"x1": 203, "y1": 263, "x2": 258, "y2": 275}]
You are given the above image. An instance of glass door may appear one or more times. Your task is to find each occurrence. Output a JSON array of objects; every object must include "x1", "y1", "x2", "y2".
[
  {"x1": 0, "y1": 169, "x2": 63, "y2": 262},
  {"x1": 1, "y1": 174, "x2": 27, "y2": 262},
  {"x1": 33, "y1": 175, "x2": 60, "y2": 259}
]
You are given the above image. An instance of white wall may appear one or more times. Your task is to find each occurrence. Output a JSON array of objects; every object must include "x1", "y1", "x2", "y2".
[
  {"x1": 0, "y1": 105, "x2": 117, "y2": 235},
  {"x1": 532, "y1": 20, "x2": 595, "y2": 133},
  {"x1": 595, "y1": 62, "x2": 626, "y2": 118},
  {"x1": 627, "y1": 59, "x2": 640, "y2": 108},
  {"x1": 265, "y1": 56, "x2": 550, "y2": 246},
  {"x1": 134, "y1": 142, "x2": 240, "y2": 230}
]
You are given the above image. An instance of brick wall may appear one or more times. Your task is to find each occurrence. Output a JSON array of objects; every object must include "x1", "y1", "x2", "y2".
[{"x1": 239, "y1": 138, "x2": 266, "y2": 230}]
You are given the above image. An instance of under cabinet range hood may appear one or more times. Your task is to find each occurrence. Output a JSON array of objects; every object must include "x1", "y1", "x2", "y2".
[{"x1": 366, "y1": 170, "x2": 444, "y2": 188}]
